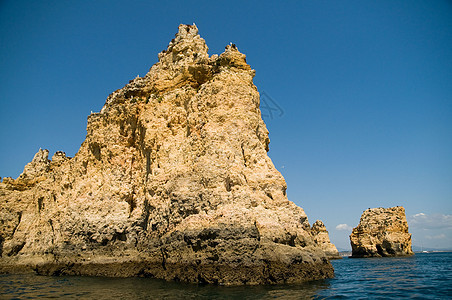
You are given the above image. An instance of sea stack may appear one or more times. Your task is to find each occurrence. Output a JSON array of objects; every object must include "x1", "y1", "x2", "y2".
[
  {"x1": 311, "y1": 220, "x2": 340, "y2": 259},
  {"x1": 350, "y1": 206, "x2": 414, "y2": 258},
  {"x1": 0, "y1": 24, "x2": 335, "y2": 285}
]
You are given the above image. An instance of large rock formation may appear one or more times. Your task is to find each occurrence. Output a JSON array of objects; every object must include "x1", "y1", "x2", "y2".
[
  {"x1": 350, "y1": 206, "x2": 414, "y2": 258},
  {"x1": 0, "y1": 24, "x2": 335, "y2": 284}
]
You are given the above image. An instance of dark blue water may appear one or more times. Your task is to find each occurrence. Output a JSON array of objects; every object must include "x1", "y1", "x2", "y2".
[{"x1": 1, "y1": 252, "x2": 451, "y2": 299}]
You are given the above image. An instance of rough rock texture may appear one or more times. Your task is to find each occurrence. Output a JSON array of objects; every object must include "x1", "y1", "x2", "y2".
[
  {"x1": 0, "y1": 24, "x2": 335, "y2": 285},
  {"x1": 350, "y1": 206, "x2": 414, "y2": 258},
  {"x1": 310, "y1": 220, "x2": 340, "y2": 259}
]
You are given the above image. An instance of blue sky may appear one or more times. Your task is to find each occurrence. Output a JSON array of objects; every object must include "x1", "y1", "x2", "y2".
[{"x1": 1, "y1": 0, "x2": 451, "y2": 250}]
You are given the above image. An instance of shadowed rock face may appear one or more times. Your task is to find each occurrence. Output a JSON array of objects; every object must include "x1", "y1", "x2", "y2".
[
  {"x1": 0, "y1": 24, "x2": 335, "y2": 285},
  {"x1": 350, "y1": 206, "x2": 414, "y2": 258}
]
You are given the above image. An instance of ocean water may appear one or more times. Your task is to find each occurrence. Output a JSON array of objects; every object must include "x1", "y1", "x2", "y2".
[{"x1": 1, "y1": 252, "x2": 451, "y2": 299}]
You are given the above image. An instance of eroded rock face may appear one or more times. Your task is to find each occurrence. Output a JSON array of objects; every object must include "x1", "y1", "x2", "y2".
[
  {"x1": 350, "y1": 206, "x2": 414, "y2": 258},
  {"x1": 0, "y1": 24, "x2": 335, "y2": 284}
]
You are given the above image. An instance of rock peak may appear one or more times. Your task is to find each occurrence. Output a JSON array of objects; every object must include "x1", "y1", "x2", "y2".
[
  {"x1": 101, "y1": 25, "x2": 254, "y2": 109},
  {"x1": 158, "y1": 23, "x2": 208, "y2": 65},
  {"x1": 175, "y1": 23, "x2": 199, "y2": 40},
  {"x1": 19, "y1": 148, "x2": 50, "y2": 179}
]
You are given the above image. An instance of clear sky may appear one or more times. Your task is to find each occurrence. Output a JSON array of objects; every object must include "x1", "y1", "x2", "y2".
[{"x1": 1, "y1": 0, "x2": 451, "y2": 250}]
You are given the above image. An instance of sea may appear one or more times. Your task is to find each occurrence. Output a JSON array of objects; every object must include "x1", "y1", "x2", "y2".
[{"x1": 1, "y1": 252, "x2": 451, "y2": 299}]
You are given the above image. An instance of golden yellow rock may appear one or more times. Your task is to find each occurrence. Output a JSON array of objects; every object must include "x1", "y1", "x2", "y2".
[
  {"x1": 350, "y1": 206, "x2": 414, "y2": 258},
  {"x1": 311, "y1": 220, "x2": 340, "y2": 259},
  {"x1": 0, "y1": 24, "x2": 335, "y2": 284}
]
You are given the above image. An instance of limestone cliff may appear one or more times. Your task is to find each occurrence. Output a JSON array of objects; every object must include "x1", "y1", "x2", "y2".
[
  {"x1": 0, "y1": 24, "x2": 335, "y2": 284},
  {"x1": 350, "y1": 206, "x2": 413, "y2": 258}
]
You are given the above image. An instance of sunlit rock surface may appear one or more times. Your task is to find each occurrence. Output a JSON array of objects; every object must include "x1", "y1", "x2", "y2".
[
  {"x1": 0, "y1": 24, "x2": 335, "y2": 285},
  {"x1": 350, "y1": 206, "x2": 414, "y2": 258},
  {"x1": 311, "y1": 220, "x2": 340, "y2": 259}
]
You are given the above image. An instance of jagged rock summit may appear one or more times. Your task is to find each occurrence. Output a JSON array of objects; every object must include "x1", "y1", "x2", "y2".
[
  {"x1": 0, "y1": 24, "x2": 335, "y2": 285},
  {"x1": 350, "y1": 206, "x2": 414, "y2": 258}
]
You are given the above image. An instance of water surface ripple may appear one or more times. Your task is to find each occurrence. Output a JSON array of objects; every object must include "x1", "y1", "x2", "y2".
[{"x1": 1, "y1": 252, "x2": 451, "y2": 299}]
